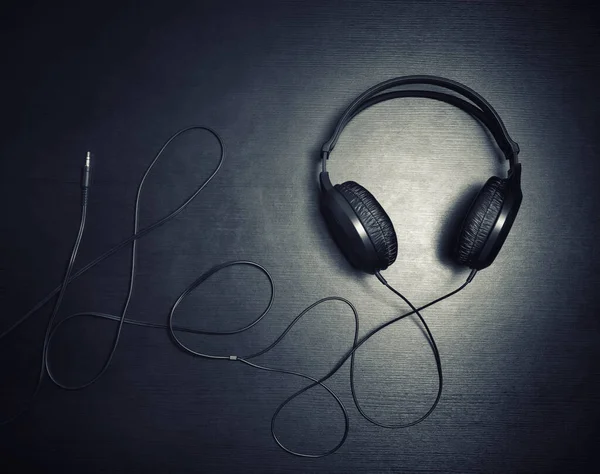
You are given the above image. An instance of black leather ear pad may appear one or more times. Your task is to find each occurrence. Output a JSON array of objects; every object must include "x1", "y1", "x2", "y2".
[
  {"x1": 335, "y1": 181, "x2": 398, "y2": 270},
  {"x1": 455, "y1": 177, "x2": 508, "y2": 266}
]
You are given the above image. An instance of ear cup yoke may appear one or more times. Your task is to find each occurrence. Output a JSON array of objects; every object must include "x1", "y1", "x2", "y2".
[{"x1": 335, "y1": 181, "x2": 398, "y2": 271}]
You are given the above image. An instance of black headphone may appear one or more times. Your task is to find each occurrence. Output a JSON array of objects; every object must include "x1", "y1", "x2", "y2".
[{"x1": 319, "y1": 75, "x2": 523, "y2": 274}]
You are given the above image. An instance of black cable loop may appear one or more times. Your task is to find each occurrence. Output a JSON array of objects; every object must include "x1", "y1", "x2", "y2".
[{"x1": 1, "y1": 126, "x2": 473, "y2": 457}]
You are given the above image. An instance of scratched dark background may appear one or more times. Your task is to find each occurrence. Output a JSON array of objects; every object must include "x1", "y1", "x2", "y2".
[{"x1": 1, "y1": 0, "x2": 599, "y2": 472}]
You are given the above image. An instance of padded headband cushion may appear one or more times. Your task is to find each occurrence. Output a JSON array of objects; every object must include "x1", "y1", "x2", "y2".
[
  {"x1": 335, "y1": 181, "x2": 398, "y2": 270},
  {"x1": 455, "y1": 177, "x2": 507, "y2": 266}
]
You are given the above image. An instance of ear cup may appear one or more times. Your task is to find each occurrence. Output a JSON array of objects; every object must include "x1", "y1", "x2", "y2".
[
  {"x1": 335, "y1": 181, "x2": 398, "y2": 270},
  {"x1": 455, "y1": 177, "x2": 508, "y2": 267}
]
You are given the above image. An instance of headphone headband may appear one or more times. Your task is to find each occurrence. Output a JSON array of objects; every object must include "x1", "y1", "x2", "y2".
[{"x1": 321, "y1": 75, "x2": 520, "y2": 171}]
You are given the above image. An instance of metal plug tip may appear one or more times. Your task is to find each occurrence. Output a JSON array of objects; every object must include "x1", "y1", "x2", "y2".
[{"x1": 85, "y1": 151, "x2": 91, "y2": 167}]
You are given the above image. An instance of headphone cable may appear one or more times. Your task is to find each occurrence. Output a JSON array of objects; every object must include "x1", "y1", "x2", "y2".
[
  {"x1": 0, "y1": 127, "x2": 476, "y2": 457},
  {"x1": 1, "y1": 153, "x2": 91, "y2": 424},
  {"x1": 237, "y1": 274, "x2": 472, "y2": 457}
]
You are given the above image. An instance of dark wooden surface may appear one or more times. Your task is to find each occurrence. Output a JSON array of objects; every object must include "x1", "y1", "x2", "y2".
[{"x1": 1, "y1": 1, "x2": 599, "y2": 472}]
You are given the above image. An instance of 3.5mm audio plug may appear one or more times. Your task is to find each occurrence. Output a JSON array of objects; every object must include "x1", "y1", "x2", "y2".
[{"x1": 81, "y1": 151, "x2": 92, "y2": 206}]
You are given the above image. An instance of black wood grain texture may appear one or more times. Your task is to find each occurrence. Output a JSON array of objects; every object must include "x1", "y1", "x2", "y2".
[{"x1": 1, "y1": 0, "x2": 599, "y2": 472}]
